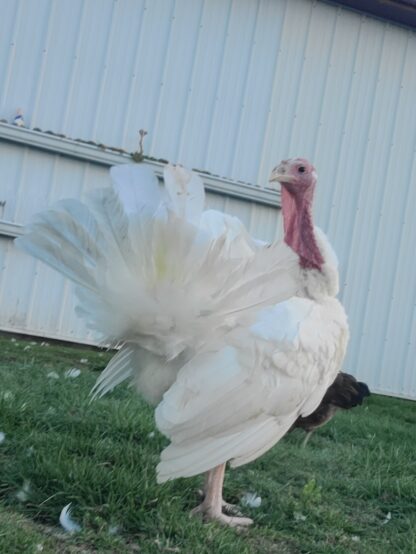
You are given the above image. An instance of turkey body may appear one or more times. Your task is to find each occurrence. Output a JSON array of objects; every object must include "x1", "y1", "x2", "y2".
[
  {"x1": 16, "y1": 159, "x2": 349, "y2": 527},
  {"x1": 156, "y1": 247, "x2": 349, "y2": 481}
]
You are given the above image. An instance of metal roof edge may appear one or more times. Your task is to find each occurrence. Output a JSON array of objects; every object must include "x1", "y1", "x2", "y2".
[
  {"x1": 0, "y1": 122, "x2": 281, "y2": 208},
  {"x1": 325, "y1": 0, "x2": 416, "y2": 30}
]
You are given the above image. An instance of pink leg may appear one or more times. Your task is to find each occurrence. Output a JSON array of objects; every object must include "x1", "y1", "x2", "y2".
[
  {"x1": 191, "y1": 464, "x2": 253, "y2": 527},
  {"x1": 198, "y1": 468, "x2": 242, "y2": 516}
]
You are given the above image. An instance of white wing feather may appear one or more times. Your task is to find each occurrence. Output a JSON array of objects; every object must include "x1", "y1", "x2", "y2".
[{"x1": 155, "y1": 296, "x2": 348, "y2": 482}]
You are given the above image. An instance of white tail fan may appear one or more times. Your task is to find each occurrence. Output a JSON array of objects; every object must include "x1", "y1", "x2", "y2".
[
  {"x1": 163, "y1": 164, "x2": 205, "y2": 224},
  {"x1": 16, "y1": 163, "x2": 299, "y2": 400}
]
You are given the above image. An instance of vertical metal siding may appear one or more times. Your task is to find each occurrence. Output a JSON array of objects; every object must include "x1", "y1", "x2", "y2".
[
  {"x1": 0, "y1": 0, "x2": 415, "y2": 398},
  {"x1": 0, "y1": 0, "x2": 413, "y2": 180}
]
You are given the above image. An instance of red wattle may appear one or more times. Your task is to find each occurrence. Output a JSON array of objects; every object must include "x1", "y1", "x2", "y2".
[{"x1": 281, "y1": 186, "x2": 324, "y2": 271}]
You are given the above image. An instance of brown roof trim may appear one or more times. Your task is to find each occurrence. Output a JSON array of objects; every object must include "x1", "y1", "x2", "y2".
[{"x1": 326, "y1": 0, "x2": 416, "y2": 29}]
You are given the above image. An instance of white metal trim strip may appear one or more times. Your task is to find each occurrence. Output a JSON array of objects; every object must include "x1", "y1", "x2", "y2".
[
  {"x1": 0, "y1": 219, "x2": 23, "y2": 238},
  {"x1": 0, "y1": 122, "x2": 281, "y2": 207}
]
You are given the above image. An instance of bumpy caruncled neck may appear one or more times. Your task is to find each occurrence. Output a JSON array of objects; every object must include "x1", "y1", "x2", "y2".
[{"x1": 281, "y1": 187, "x2": 324, "y2": 271}]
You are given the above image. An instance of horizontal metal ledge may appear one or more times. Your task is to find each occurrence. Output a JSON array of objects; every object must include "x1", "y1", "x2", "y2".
[
  {"x1": 0, "y1": 122, "x2": 281, "y2": 208},
  {"x1": 0, "y1": 219, "x2": 24, "y2": 239}
]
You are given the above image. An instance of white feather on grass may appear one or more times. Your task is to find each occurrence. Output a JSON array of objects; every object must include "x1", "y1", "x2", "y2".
[
  {"x1": 16, "y1": 480, "x2": 31, "y2": 502},
  {"x1": 381, "y1": 512, "x2": 392, "y2": 525},
  {"x1": 47, "y1": 371, "x2": 60, "y2": 379},
  {"x1": 59, "y1": 503, "x2": 81, "y2": 533},
  {"x1": 65, "y1": 368, "x2": 81, "y2": 378},
  {"x1": 108, "y1": 524, "x2": 120, "y2": 535},
  {"x1": 241, "y1": 492, "x2": 262, "y2": 508}
]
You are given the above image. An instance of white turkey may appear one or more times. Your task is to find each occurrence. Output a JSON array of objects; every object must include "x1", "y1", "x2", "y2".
[{"x1": 16, "y1": 158, "x2": 348, "y2": 527}]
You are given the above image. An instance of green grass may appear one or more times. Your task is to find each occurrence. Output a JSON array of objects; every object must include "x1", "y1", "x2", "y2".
[{"x1": 0, "y1": 334, "x2": 415, "y2": 554}]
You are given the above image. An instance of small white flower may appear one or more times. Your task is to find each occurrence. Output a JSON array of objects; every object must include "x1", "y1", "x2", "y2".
[
  {"x1": 47, "y1": 371, "x2": 60, "y2": 380},
  {"x1": 294, "y1": 511, "x2": 307, "y2": 522},
  {"x1": 23, "y1": 345, "x2": 31, "y2": 351},
  {"x1": 79, "y1": 358, "x2": 88, "y2": 364},
  {"x1": 241, "y1": 492, "x2": 261, "y2": 508},
  {"x1": 36, "y1": 544, "x2": 44, "y2": 552},
  {"x1": 16, "y1": 480, "x2": 31, "y2": 502},
  {"x1": 148, "y1": 431, "x2": 155, "y2": 439},
  {"x1": 2, "y1": 391, "x2": 13, "y2": 401},
  {"x1": 0, "y1": 432, "x2": 5, "y2": 444},
  {"x1": 65, "y1": 368, "x2": 81, "y2": 378},
  {"x1": 381, "y1": 512, "x2": 392, "y2": 525},
  {"x1": 59, "y1": 503, "x2": 81, "y2": 533},
  {"x1": 351, "y1": 536, "x2": 360, "y2": 543},
  {"x1": 40, "y1": 342, "x2": 49, "y2": 347}
]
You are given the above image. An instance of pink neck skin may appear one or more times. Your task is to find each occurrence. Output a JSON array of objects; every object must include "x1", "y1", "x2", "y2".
[{"x1": 281, "y1": 185, "x2": 324, "y2": 271}]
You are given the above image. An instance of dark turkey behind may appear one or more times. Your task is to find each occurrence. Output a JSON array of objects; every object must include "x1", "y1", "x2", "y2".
[{"x1": 292, "y1": 372, "x2": 370, "y2": 445}]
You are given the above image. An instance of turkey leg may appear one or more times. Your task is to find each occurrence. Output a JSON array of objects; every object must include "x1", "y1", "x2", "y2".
[{"x1": 191, "y1": 463, "x2": 253, "y2": 527}]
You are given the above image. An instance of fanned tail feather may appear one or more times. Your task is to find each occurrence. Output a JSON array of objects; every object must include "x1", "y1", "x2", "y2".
[{"x1": 16, "y1": 163, "x2": 299, "y2": 402}]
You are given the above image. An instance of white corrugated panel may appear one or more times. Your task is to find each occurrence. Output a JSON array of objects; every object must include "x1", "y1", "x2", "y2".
[{"x1": 0, "y1": 0, "x2": 415, "y2": 398}]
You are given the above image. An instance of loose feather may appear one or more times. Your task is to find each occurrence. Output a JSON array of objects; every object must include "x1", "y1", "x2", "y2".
[{"x1": 59, "y1": 503, "x2": 81, "y2": 533}]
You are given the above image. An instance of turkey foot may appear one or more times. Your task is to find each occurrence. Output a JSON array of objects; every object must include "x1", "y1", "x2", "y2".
[
  {"x1": 222, "y1": 500, "x2": 243, "y2": 516},
  {"x1": 191, "y1": 464, "x2": 253, "y2": 528},
  {"x1": 191, "y1": 503, "x2": 253, "y2": 527},
  {"x1": 197, "y1": 490, "x2": 242, "y2": 515}
]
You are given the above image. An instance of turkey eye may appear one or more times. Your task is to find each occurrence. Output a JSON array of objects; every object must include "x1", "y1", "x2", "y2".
[{"x1": 298, "y1": 166, "x2": 306, "y2": 173}]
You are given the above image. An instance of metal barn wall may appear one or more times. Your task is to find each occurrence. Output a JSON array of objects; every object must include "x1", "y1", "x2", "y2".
[{"x1": 0, "y1": 0, "x2": 415, "y2": 398}]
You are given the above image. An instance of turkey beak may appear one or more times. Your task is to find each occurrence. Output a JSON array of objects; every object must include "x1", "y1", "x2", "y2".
[{"x1": 269, "y1": 164, "x2": 295, "y2": 184}]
